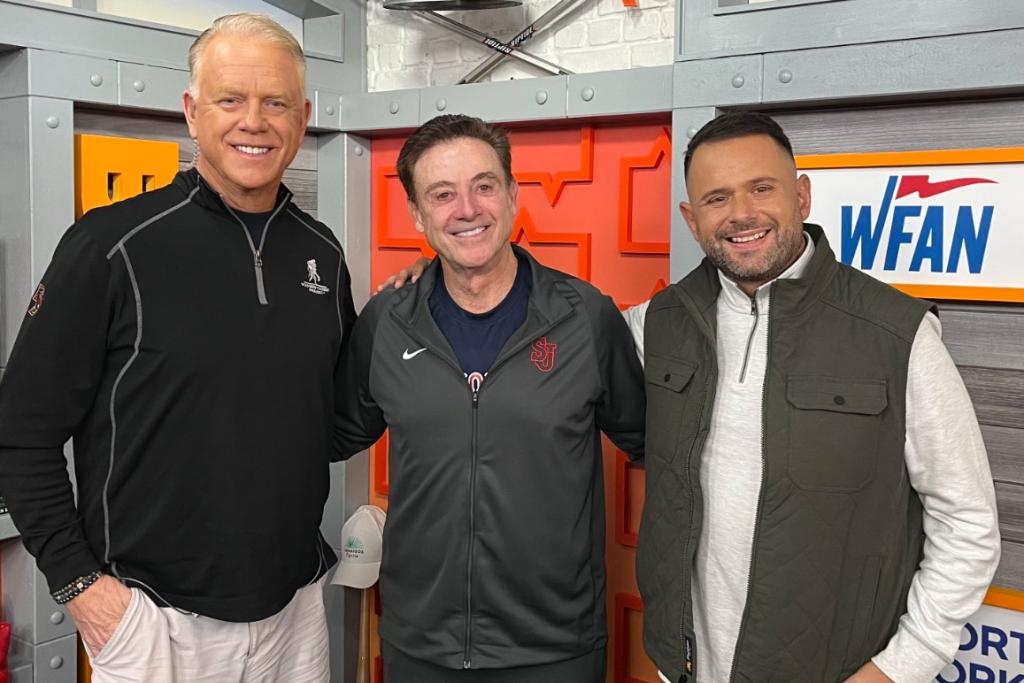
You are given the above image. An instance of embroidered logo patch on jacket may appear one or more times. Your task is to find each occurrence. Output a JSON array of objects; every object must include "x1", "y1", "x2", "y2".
[
  {"x1": 300, "y1": 258, "x2": 330, "y2": 295},
  {"x1": 530, "y1": 337, "x2": 557, "y2": 373}
]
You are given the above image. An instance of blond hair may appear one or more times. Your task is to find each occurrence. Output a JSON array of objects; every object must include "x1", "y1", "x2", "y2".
[{"x1": 188, "y1": 13, "x2": 305, "y2": 97}]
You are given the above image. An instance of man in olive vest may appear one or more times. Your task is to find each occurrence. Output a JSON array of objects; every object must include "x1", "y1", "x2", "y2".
[{"x1": 628, "y1": 112, "x2": 1000, "y2": 683}]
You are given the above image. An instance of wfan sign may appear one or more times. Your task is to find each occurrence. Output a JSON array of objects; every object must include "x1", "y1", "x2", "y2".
[
  {"x1": 936, "y1": 590, "x2": 1024, "y2": 683},
  {"x1": 800, "y1": 148, "x2": 1024, "y2": 303}
]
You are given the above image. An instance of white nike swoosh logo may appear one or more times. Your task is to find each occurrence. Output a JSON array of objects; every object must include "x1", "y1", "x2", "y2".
[{"x1": 402, "y1": 348, "x2": 427, "y2": 360}]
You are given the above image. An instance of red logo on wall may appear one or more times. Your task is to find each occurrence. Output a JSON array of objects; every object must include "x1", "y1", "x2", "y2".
[
  {"x1": 28, "y1": 283, "x2": 45, "y2": 317},
  {"x1": 530, "y1": 337, "x2": 557, "y2": 373}
]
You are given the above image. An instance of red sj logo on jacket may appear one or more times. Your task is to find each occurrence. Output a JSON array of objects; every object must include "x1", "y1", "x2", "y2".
[{"x1": 530, "y1": 337, "x2": 557, "y2": 373}]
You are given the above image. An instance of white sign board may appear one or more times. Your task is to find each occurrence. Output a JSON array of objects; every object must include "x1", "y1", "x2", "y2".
[
  {"x1": 937, "y1": 601, "x2": 1024, "y2": 683},
  {"x1": 799, "y1": 149, "x2": 1024, "y2": 303}
]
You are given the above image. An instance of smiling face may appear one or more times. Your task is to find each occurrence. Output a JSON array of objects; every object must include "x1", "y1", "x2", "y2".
[
  {"x1": 680, "y1": 134, "x2": 811, "y2": 295},
  {"x1": 183, "y1": 33, "x2": 310, "y2": 212},
  {"x1": 409, "y1": 136, "x2": 519, "y2": 278}
]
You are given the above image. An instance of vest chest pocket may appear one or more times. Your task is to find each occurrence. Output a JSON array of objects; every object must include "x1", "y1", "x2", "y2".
[
  {"x1": 645, "y1": 354, "x2": 699, "y2": 463},
  {"x1": 786, "y1": 377, "x2": 888, "y2": 492}
]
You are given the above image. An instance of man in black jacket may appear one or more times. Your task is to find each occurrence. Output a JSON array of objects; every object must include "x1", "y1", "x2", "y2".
[
  {"x1": 335, "y1": 114, "x2": 646, "y2": 682},
  {"x1": 0, "y1": 14, "x2": 354, "y2": 682}
]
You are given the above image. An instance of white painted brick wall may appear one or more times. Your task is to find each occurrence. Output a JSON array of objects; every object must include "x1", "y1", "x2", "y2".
[{"x1": 366, "y1": 0, "x2": 674, "y2": 92}]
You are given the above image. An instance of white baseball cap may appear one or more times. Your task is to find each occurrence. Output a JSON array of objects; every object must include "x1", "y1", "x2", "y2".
[{"x1": 331, "y1": 505, "x2": 386, "y2": 589}]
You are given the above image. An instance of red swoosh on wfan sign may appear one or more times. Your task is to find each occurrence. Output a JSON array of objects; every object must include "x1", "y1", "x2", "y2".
[{"x1": 895, "y1": 175, "x2": 996, "y2": 199}]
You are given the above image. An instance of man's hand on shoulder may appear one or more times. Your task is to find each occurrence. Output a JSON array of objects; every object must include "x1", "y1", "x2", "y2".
[
  {"x1": 843, "y1": 661, "x2": 894, "y2": 683},
  {"x1": 376, "y1": 256, "x2": 430, "y2": 292},
  {"x1": 67, "y1": 575, "x2": 133, "y2": 656}
]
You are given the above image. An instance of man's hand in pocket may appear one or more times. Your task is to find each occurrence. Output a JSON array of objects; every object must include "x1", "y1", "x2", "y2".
[{"x1": 68, "y1": 575, "x2": 133, "y2": 656}]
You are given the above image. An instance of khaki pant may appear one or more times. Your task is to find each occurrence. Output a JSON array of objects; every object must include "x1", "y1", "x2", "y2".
[{"x1": 87, "y1": 577, "x2": 329, "y2": 683}]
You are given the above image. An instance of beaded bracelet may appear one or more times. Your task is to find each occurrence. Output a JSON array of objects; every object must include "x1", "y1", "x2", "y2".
[{"x1": 52, "y1": 570, "x2": 103, "y2": 605}]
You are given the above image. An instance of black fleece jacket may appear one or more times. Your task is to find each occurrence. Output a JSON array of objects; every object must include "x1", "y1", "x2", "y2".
[
  {"x1": 335, "y1": 246, "x2": 646, "y2": 670},
  {"x1": 0, "y1": 169, "x2": 356, "y2": 621}
]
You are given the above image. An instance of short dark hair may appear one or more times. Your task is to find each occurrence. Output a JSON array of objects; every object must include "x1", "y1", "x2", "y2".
[
  {"x1": 683, "y1": 111, "x2": 794, "y2": 178},
  {"x1": 397, "y1": 114, "x2": 513, "y2": 204}
]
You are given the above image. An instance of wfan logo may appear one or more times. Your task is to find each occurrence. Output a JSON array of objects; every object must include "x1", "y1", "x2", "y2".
[{"x1": 841, "y1": 175, "x2": 995, "y2": 274}]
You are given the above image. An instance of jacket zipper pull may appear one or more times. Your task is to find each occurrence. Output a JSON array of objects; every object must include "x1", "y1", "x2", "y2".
[
  {"x1": 750, "y1": 298, "x2": 757, "y2": 315},
  {"x1": 255, "y1": 250, "x2": 263, "y2": 268}
]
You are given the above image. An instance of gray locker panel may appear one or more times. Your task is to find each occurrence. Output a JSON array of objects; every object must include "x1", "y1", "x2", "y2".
[
  {"x1": 0, "y1": 49, "x2": 117, "y2": 104},
  {"x1": 340, "y1": 89, "x2": 420, "y2": 132},
  {"x1": 314, "y1": 90, "x2": 342, "y2": 131},
  {"x1": 0, "y1": 1, "x2": 361, "y2": 95},
  {"x1": 304, "y1": 0, "x2": 366, "y2": 95},
  {"x1": 0, "y1": 0, "x2": 194, "y2": 70},
  {"x1": 0, "y1": 512, "x2": 18, "y2": 541},
  {"x1": 9, "y1": 658, "x2": 33, "y2": 683},
  {"x1": 774, "y1": 102, "x2": 1024, "y2": 591},
  {"x1": 1, "y1": 541, "x2": 75, "y2": 646},
  {"x1": 22, "y1": 634, "x2": 77, "y2": 683},
  {"x1": 678, "y1": 0, "x2": 1024, "y2": 61},
  {"x1": 421, "y1": 75, "x2": 568, "y2": 124},
  {"x1": 673, "y1": 56, "x2": 761, "y2": 108},
  {"x1": 304, "y1": 14, "x2": 345, "y2": 60},
  {"x1": 762, "y1": 29, "x2": 1024, "y2": 104},
  {"x1": 670, "y1": 107, "x2": 716, "y2": 282},
  {"x1": 117, "y1": 62, "x2": 189, "y2": 113},
  {"x1": 0, "y1": 96, "x2": 74, "y2": 366},
  {"x1": 567, "y1": 66, "x2": 673, "y2": 118},
  {"x1": 0, "y1": 96, "x2": 31, "y2": 367}
]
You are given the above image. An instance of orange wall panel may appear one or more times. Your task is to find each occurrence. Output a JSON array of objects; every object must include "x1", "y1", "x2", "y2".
[
  {"x1": 74, "y1": 134, "x2": 179, "y2": 218},
  {"x1": 367, "y1": 119, "x2": 671, "y2": 683}
]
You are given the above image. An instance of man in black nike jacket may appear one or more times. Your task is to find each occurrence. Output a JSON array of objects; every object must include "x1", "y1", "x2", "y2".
[{"x1": 335, "y1": 114, "x2": 646, "y2": 683}]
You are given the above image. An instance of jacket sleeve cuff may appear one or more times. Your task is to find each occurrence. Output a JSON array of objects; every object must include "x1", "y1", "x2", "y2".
[
  {"x1": 872, "y1": 626, "x2": 950, "y2": 683},
  {"x1": 40, "y1": 546, "x2": 103, "y2": 596}
]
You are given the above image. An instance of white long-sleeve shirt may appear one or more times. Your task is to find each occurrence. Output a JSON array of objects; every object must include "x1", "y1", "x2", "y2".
[{"x1": 626, "y1": 237, "x2": 1000, "y2": 683}]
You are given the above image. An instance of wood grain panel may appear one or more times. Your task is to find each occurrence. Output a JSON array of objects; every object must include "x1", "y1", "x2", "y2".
[
  {"x1": 996, "y1": 482, "x2": 1024, "y2": 544},
  {"x1": 982, "y1": 424, "x2": 1024, "y2": 486},
  {"x1": 937, "y1": 303, "x2": 1024, "y2": 372},
  {"x1": 283, "y1": 169, "x2": 317, "y2": 217},
  {"x1": 75, "y1": 108, "x2": 318, "y2": 170},
  {"x1": 171, "y1": 164, "x2": 318, "y2": 218},
  {"x1": 778, "y1": 99, "x2": 1024, "y2": 156},
  {"x1": 960, "y1": 366, "x2": 1024, "y2": 430},
  {"x1": 994, "y1": 540, "x2": 1024, "y2": 591}
]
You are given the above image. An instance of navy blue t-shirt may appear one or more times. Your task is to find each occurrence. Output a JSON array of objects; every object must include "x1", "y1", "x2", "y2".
[
  {"x1": 235, "y1": 209, "x2": 274, "y2": 247},
  {"x1": 429, "y1": 256, "x2": 531, "y2": 389}
]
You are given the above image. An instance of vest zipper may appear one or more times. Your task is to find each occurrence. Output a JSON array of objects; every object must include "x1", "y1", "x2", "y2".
[
  {"x1": 223, "y1": 194, "x2": 291, "y2": 305},
  {"x1": 727, "y1": 285, "x2": 773, "y2": 683},
  {"x1": 675, "y1": 297, "x2": 718, "y2": 683},
  {"x1": 463, "y1": 388, "x2": 480, "y2": 669},
  {"x1": 738, "y1": 297, "x2": 759, "y2": 383}
]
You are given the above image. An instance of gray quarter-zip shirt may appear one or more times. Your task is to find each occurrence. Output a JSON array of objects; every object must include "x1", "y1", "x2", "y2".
[{"x1": 689, "y1": 236, "x2": 817, "y2": 682}]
